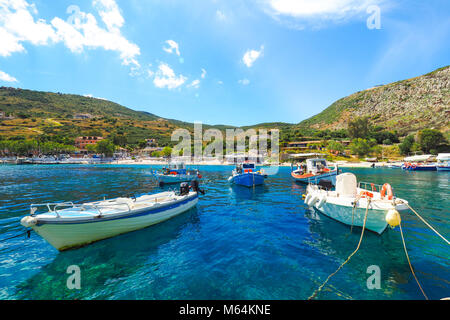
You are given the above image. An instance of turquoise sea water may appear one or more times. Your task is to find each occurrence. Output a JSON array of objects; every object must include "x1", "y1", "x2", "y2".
[{"x1": 0, "y1": 164, "x2": 448, "y2": 300}]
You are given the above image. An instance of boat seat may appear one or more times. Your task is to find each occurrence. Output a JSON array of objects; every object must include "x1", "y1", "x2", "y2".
[
  {"x1": 336, "y1": 173, "x2": 357, "y2": 197},
  {"x1": 115, "y1": 198, "x2": 135, "y2": 210}
]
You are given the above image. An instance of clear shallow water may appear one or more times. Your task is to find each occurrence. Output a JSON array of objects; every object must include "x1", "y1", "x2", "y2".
[{"x1": 0, "y1": 164, "x2": 448, "y2": 300}]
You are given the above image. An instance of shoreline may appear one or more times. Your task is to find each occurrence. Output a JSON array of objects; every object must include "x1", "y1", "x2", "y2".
[{"x1": 1, "y1": 158, "x2": 402, "y2": 168}]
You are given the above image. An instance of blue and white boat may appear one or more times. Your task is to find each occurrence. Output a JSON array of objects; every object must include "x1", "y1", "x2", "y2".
[
  {"x1": 436, "y1": 153, "x2": 450, "y2": 171},
  {"x1": 21, "y1": 183, "x2": 200, "y2": 251},
  {"x1": 228, "y1": 162, "x2": 266, "y2": 187},
  {"x1": 402, "y1": 154, "x2": 437, "y2": 171}
]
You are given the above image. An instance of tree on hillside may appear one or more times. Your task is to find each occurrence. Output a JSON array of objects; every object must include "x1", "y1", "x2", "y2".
[
  {"x1": 95, "y1": 139, "x2": 116, "y2": 157},
  {"x1": 350, "y1": 138, "x2": 376, "y2": 157},
  {"x1": 162, "y1": 146, "x2": 172, "y2": 158},
  {"x1": 327, "y1": 140, "x2": 345, "y2": 153},
  {"x1": 348, "y1": 117, "x2": 372, "y2": 139},
  {"x1": 417, "y1": 129, "x2": 447, "y2": 154},
  {"x1": 399, "y1": 135, "x2": 415, "y2": 155}
]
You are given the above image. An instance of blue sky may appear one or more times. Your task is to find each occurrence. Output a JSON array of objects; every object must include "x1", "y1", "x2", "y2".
[{"x1": 0, "y1": 0, "x2": 449, "y2": 126}]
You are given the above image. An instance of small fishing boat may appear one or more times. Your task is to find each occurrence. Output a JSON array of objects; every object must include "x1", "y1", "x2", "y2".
[
  {"x1": 20, "y1": 182, "x2": 201, "y2": 251},
  {"x1": 304, "y1": 173, "x2": 408, "y2": 234},
  {"x1": 152, "y1": 162, "x2": 202, "y2": 186},
  {"x1": 401, "y1": 154, "x2": 437, "y2": 171},
  {"x1": 436, "y1": 153, "x2": 450, "y2": 171},
  {"x1": 402, "y1": 162, "x2": 437, "y2": 171},
  {"x1": 291, "y1": 158, "x2": 338, "y2": 185},
  {"x1": 228, "y1": 162, "x2": 266, "y2": 187}
]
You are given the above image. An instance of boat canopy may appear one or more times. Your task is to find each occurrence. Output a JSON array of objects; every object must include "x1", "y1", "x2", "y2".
[
  {"x1": 168, "y1": 162, "x2": 186, "y2": 170},
  {"x1": 436, "y1": 153, "x2": 450, "y2": 161},
  {"x1": 404, "y1": 155, "x2": 435, "y2": 162},
  {"x1": 336, "y1": 173, "x2": 357, "y2": 197}
]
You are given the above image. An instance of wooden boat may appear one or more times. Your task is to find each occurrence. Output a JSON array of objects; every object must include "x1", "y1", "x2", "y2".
[
  {"x1": 20, "y1": 183, "x2": 200, "y2": 251},
  {"x1": 152, "y1": 162, "x2": 202, "y2": 185},
  {"x1": 305, "y1": 173, "x2": 408, "y2": 234},
  {"x1": 291, "y1": 158, "x2": 338, "y2": 185},
  {"x1": 228, "y1": 162, "x2": 266, "y2": 187}
]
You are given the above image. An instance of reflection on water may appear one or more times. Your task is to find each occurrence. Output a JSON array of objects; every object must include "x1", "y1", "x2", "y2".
[{"x1": 0, "y1": 165, "x2": 448, "y2": 300}]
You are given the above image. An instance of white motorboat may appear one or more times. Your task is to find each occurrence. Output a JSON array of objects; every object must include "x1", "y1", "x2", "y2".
[
  {"x1": 305, "y1": 173, "x2": 408, "y2": 234},
  {"x1": 21, "y1": 183, "x2": 200, "y2": 251},
  {"x1": 436, "y1": 153, "x2": 450, "y2": 171}
]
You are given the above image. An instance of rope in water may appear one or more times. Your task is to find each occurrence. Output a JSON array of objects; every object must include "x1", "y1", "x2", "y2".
[
  {"x1": 308, "y1": 198, "x2": 371, "y2": 300},
  {"x1": 402, "y1": 202, "x2": 449, "y2": 245},
  {"x1": 399, "y1": 222, "x2": 429, "y2": 300}
]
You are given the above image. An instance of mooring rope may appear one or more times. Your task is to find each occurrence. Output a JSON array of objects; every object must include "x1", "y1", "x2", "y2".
[
  {"x1": 349, "y1": 194, "x2": 363, "y2": 234},
  {"x1": 402, "y1": 202, "x2": 449, "y2": 245},
  {"x1": 308, "y1": 198, "x2": 371, "y2": 300},
  {"x1": 399, "y1": 223, "x2": 429, "y2": 300}
]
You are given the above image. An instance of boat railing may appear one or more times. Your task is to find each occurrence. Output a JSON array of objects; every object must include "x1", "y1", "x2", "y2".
[
  {"x1": 358, "y1": 182, "x2": 383, "y2": 193},
  {"x1": 30, "y1": 201, "x2": 132, "y2": 218},
  {"x1": 30, "y1": 202, "x2": 75, "y2": 217}
]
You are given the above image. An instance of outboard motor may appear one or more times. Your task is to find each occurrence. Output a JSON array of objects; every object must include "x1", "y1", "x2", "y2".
[
  {"x1": 180, "y1": 182, "x2": 190, "y2": 196},
  {"x1": 190, "y1": 180, "x2": 205, "y2": 195}
]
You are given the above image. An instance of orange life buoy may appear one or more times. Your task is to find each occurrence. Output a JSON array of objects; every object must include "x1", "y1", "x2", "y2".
[{"x1": 380, "y1": 183, "x2": 394, "y2": 200}]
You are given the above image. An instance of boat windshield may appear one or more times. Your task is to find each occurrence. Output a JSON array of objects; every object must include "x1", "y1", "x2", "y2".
[{"x1": 243, "y1": 163, "x2": 255, "y2": 169}]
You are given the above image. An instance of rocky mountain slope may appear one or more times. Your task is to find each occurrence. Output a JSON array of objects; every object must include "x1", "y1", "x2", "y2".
[{"x1": 296, "y1": 66, "x2": 450, "y2": 135}]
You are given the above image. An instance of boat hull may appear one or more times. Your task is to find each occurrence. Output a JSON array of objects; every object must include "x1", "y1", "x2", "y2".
[
  {"x1": 30, "y1": 194, "x2": 198, "y2": 251},
  {"x1": 313, "y1": 201, "x2": 389, "y2": 234},
  {"x1": 156, "y1": 174, "x2": 198, "y2": 184},
  {"x1": 230, "y1": 173, "x2": 265, "y2": 187},
  {"x1": 292, "y1": 171, "x2": 337, "y2": 185},
  {"x1": 437, "y1": 166, "x2": 450, "y2": 171},
  {"x1": 402, "y1": 165, "x2": 437, "y2": 171}
]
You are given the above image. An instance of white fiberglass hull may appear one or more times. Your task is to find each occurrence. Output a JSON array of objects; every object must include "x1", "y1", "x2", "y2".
[
  {"x1": 313, "y1": 201, "x2": 389, "y2": 234},
  {"x1": 306, "y1": 185, "x2": 408, "y2": 235},
  {"x1": 23, "y1": 193, "x2": 198, "y2": 251}
]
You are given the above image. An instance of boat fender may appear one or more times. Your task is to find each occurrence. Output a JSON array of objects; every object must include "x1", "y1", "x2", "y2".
[
  {"x1": 21, "y1": 216, "x2": 37, "y2": 228},
  {"x1": 308, "y1": 195, "x2": 319, "y2": 207},
  {"x1": 317, "y1": 196, "x2": 327, "y2": 208},
  {"x1": 385, "y1": 209, "x2": 401, "y2": 228},
  {"x1": 304, "y1": 194, "x2": 312, "y2": 205}
]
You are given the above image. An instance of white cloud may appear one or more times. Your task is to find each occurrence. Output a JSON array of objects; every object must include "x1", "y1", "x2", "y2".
[
  {"x1": 238, "y1": 78, "x2": 250, "y2": 85},
  {"x1": 163, "y1": 40, "x2": 180, "y2": 56},
  {"x1": 0, "y1": 70, "x2": 18, "y2": 82},
  {"x1": 93, "y1": 0, "x2": 124, "y2": 31},
  {"x1": 84, "y1": 93, "x2": 107, "y2": 100},
  {"x1": 153, "y1": 62, "x2": 187, "y2": 89},
  {"x1": 187, "y1": 79, "x2": 200, "y2": 89},
  {"x1": 266, "y1": 0, "x2": 383, "y2": 25},
  {"x1": 242, "y1": 46, "x2": 264, "y2": 67},
  {"x1": 216, "y1": 10, "x2": 226, "y2": 21},
  {"x1": 0, "y1": 0, "x2": 57, "y2": 57},
  {"x1": 0, "y1": 0, "x2": 140, "y2": 67},
  {"x1": 201, "y1": 68, "x2": 207, "y2": 79}
]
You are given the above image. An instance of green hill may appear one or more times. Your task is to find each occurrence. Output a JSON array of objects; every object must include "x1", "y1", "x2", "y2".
[
  {"x1": 295, "y1": 66, "x2": 450, "y2": 136},
  {"x1": 1, "y1": 65, "x2": 448, "y2": 148}
]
